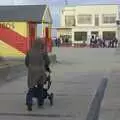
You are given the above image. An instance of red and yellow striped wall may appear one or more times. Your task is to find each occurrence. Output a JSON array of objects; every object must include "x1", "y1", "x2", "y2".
[
  {"x1": 0, "y1": 21, "x2": 52, "y2": 58},
  {"x1": 0, "y1": 22, "x2": 35, "y2": 57}
]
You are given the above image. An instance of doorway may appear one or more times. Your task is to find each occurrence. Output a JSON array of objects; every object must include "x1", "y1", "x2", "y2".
[{"x1": 91, "y1": 31, "x2": 98, "y2": 38}]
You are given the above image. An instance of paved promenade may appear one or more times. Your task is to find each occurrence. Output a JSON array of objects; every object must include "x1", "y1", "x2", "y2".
[{"x1": 0, "y1": 48, "x2": 119, "y2": 120}]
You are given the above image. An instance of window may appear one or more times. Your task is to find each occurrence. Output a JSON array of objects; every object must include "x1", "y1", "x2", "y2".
[
  {"x1": 65, "y1": 16, "x2": 75, "y2": 27},
  {"x1": 102, "y1": 14, "x2": 116, "y2": 24},
  {"x1": 103, "y1": 31, "x2": 116, "y2": 40},
  {"x1": 77, "y1": 15, "x2": 92, "y2": 24},
  {"x1": 95, "y1": 15, "x2": 99, "y2": 26},
  {"x1": 74, "y1": 32, "x2": 87, "y2": 41}
]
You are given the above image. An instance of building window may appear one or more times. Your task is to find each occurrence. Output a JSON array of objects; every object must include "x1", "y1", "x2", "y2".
[
  {"x1": 103, "y1": 31, "x2": 116, "y2": 40},
  {"x1": 77, "y1": 14, "x2": 92, "y2": 24},
  {"x1": 102, "y1": 14, "x2": 116, "y2": 24},
  {"x1": 95, "y1": 15, "x2": 99, "y2": 26},
  {"x1": 65, "y1": 16, "x2": 75, "y2": 27},
  {"x1": 74, "y1": 32, "x2": 87, "y2": 41}
]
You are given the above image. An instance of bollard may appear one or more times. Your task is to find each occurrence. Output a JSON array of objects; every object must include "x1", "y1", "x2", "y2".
[{"x1": 86, "y1": 77, "x2": 108, "y2": 120}]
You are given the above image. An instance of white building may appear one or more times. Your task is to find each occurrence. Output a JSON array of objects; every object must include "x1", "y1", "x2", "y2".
[{"x1": 57, "y1": 4, "x2": 120, "y2": 45}]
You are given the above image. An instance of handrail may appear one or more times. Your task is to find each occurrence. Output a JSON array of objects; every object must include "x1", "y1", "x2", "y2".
[{"x1": 86, "y1": 77, "x2": 108, "y2": 120}]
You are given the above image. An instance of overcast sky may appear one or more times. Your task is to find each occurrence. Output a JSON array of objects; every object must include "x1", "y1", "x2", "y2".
[{"x1": 0, "y1": 0, "x2": 119, "y2": 5}]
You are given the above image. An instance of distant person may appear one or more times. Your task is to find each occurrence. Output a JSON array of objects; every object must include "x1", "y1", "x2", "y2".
[
  {"x1": 55, "y1": 38, "x2": 58, "y2": 47},
  {"x1": 114, "y1": 37, "x2": 118, "y2": 48},
  {"x1": 102, "y1": 39, "x2": 106, "y2": 48},
  {"x1": 108, "y1": 40, "x2": 112, "y2": 48},
  {"x1": 94, "y1": 37, "x2": 98, "y2": 47},
  {"x1": 111, "y1": 39, "x2": 115, "y2": 48},
  {"x1": 57, "y1": 38, "x2": 61, "y2": 47},
  {"x1": 60, "y1": 37, "x2": 63, "y2": 45},
  {"x1": 90, "y1": 36, "x2": 95, "y2": 48},
  {"x1": 97, "y1": 37, "x2": 102, "y2": 48}
]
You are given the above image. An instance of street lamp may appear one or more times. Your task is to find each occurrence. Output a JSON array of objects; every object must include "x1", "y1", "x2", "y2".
[
  {"x1": 116, "y1": 19, "x2": 120, "y2": 38},
  {"x1": 116, "y1": 19, "x2": 120, "y2": 47}
]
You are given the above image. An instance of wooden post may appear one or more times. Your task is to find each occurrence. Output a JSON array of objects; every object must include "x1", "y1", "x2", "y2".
[
  {"x1": 48, "y1": 24, "x2": 52, "y2": 52},
  {"x1": 45, "y1": 26, "x2": 48, "y2": 52}
]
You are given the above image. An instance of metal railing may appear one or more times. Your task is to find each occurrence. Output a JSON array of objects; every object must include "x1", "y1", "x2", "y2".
[{"x1": 86, "y1": 78, "x2": 108, "y2": 120}]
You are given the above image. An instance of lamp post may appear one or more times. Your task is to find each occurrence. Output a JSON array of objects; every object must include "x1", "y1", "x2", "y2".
[
  {"x1": 116, "y1": 19, "x2": 120, "y2": 48},
  {"x1": 116, "y1": 20, "x2": 120, "y2": 40}
]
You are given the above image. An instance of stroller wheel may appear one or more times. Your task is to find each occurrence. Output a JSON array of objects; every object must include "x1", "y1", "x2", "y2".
[
  {"x1": 38, "y1": 99, "x2": 44, "y2": 107},
  {"x1": 49, "y1": 93, "x2": 54, "y2": 106},
  {"x1": 27, "y1": 105, "x2": 32, "y2": 111}
]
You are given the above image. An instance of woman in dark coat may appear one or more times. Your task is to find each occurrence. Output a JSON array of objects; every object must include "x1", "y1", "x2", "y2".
[{"x1": 25, "y1": 38, "x2": 50, "y2": 111}]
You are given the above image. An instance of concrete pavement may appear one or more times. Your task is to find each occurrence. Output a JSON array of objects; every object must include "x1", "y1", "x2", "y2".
[
  {"x1": 0, "y1": 64, "x2": 102, "y2": 120},
  {"x1": 99, "y1": 48, "x2": 120, "y2": 120},
  {"x1": 0, "y1": 48, "x2": 119, "y2": 120}
]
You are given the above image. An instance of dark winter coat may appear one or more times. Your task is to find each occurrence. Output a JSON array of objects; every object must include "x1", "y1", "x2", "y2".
[{"x1": 25, "y1": 40, "x2": 49, "y2": 88}]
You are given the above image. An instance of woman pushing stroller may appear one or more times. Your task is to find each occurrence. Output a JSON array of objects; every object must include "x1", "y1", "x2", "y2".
[{"x1": 25, "y1": 38, "x2": 53, "y2": 111}]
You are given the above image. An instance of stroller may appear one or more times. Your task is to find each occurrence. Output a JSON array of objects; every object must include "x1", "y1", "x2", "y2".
[
  {"x1": 26, "y1": 72, "x2": 54, "y2": 111},
  {"x1": 33, "y1": 72, "x2": 54, "y2": 106}
]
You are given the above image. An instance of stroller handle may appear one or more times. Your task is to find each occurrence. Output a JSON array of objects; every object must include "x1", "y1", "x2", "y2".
[{"x1": 44, "y1": 72, "x2": 52, "y2": 90}]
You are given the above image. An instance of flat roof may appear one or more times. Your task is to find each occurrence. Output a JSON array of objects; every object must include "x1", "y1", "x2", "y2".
[
  {"x1": 0, "y1": 5, "x2": 52, "y2": 23},
  {"x1": 64, "y1": 4, "x2": 120, "y2": 7},
  {"x1": 53, "y1": 27, "x2": 72, "y2": 29}
]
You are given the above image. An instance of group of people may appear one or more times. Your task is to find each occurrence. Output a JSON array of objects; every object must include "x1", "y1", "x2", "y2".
[
  {"x1": 107, "y1": 38, "x2": 118, "y2": 48},
  {"x1": 25, "y1": 38, "x2": 52, "y2": 111},
  {"x1": 90, "y1": 36, "x2": 118, "y2": 48},
  {"x1": 54, "y1": 37, "x2": 70, "y2": 47},
  {"x1": 55, "y1": 38, "x2": 61, "y2": 47}
]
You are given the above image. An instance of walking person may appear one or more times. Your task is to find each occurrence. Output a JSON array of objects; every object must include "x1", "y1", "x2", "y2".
[
  {"x1": 55, "y1": 38, "x2": 58, "y2": 47},
  {"x1": 98, "y1": 37, "x2": 102, "y2": 48},
  {"x1": 60, "y1": 37, "x2": 63, "y2": 45},
  {"x1": 94, "y1": 37, "x2": 98, "y2": 48},
  {"x1": 90, "y1": 36, "x2": 94, "y2": 48},
  {"x1": 111, "y1": 38, "x2": 115, "y2": 48},
  {"x1": 108, "y1": 40, "x2": 112, "y2": 48},
  {"x1": 102, "y1": 39, "x2": 106, "y2": 48},
  {"x1": 57, "y1": 38, "x2": 61, "y2": 47},
  {"x1": 97, "y1": 37, "x2": 102, "y2": 48},
  {"x1": 114, "y1": 37, "x2": 118, "y2": 48},
  {"x1": 25, "y1": 38, "x2": 48, "y2": 111}
]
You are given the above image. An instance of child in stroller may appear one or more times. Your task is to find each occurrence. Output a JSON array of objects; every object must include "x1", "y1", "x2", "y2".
[
  {"x1": 33, "y1": 71, "x2": 54, "y2": 106},
  {"x1": 27, "y1": 73, "x2": 53, "y2": 111}
]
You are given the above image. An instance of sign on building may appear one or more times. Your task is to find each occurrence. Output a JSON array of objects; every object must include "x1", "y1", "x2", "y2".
[{"x1": 0, "y1": 22, "x2": 15, "y2": 29}]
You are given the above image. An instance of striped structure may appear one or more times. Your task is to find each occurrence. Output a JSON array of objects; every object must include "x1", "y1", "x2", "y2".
[{"x1": 0, "y1": 5, "x2": 52, "y2": 58}]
